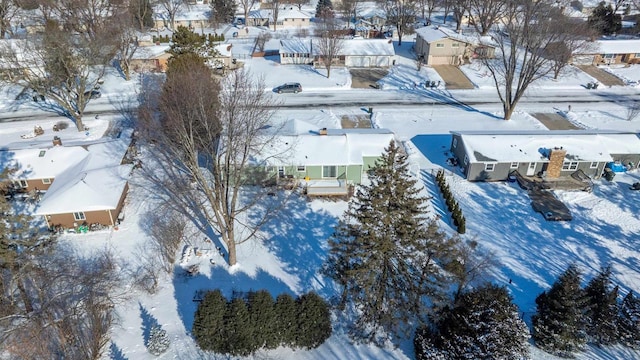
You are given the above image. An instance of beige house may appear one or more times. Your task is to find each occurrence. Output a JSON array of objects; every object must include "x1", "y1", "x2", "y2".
[
  {"x1": 279, "y1": 38, "x2": 395, "y2": 68},
  {"x1": 248, "y1": 8, "x2": 312, "y2": 28},
  {"x1": 572, "y1": 39, "x2": 640, "y2": 66},
  {"x1": 153, "y1": 4, "x2": 210, "y2": 30},
  {"x1": 414, "y1": 26, "x2": 495, "y2": 65},
  {"x1": 130, "y1": 45, "x2": 172, "y2": 73}
]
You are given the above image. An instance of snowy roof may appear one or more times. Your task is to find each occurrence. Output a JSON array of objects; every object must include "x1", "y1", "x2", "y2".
[
  {"x1": 131, "y1": 45, "x2": 171, "y2": 60},
  {"x1": 259, "y1": 127, "x2": 395, "y2": 166},
  {"x1": 595, "y1": 39, "x2": 640, "y2": 54},
  {"x1": 358, "y1": 7, "x2": 386, "y2": 20},
  {"x1": 153, "y1": 4, "x2": 210, "y2": 21},
  {"x1": 6, "y1": 145, "x2": 89, "y2": 180},
  {"x1": 452, "y1": 131, "x2": 640, "y2": 163},
  {"x1": 214, "y1": 43, "x2": 233, "y2": 57},
  {"x1": 279, "y1": 39, "x2": 395, "y2": 56},
  {"x1": 415, "y1": 26, "x2": 477, "y2": 45},
  {"x1": 35, "y1": 164, "x2": 132, "y2": 215},
  {"x1": 249, "y1": 8, "x2": 311, "y2": 21}
]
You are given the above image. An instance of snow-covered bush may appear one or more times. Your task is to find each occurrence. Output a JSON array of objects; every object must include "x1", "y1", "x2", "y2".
[{"x1": 147, "y1": 325, "x2": 170, "y2": 356}]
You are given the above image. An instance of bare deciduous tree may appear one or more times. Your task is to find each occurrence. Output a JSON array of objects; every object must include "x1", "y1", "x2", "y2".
[
  {"x1": 417, "y1": 0, "x2": 438, "y2": 22},
  {"x1": 238, "y1": 0, "x2": 255, "y2": 25},
  {"x1": 0, "y1": 4, "x2": 120, "y2": 131},
  {"x1": 380, "y1": 0, "x2": 417, "y2": 46},
  {"x1": 336, "y1": 0, "x2": 361, "y2": 26},
  {"x1": 444, "y1": 239, "x2": 496, "y2": 303},
  {"x1": 315, "y1": 10, "x2": 344, "y2": 78},
  {"x1": 113, "y1": 7, "x2": 140, "y2": 81},
  {"x1": 270, "y1": 0, "x2": 280, "y2": 31},
  {"x1": 147, "y1": 208, "x2": 187, "y2": 274},
  {"x1": 451, "y1": 0, "x2": 469, "y2": 31},
  {"x1": 0, "y1": 0, "x2": 20, "y2": 38},
  {"x1": 480, "y1": 0, "x2": 571, "y2": 120},
  {"x1": 159, "y1": 0, "x2": 184, "y2": 30},
  {"x1": 138, "y1": 61, "x2": 288, "y2": 266},
  {"x1": 468, "y1": 0, "x2": 506, "y2": 35},
  {"x1": 545, "y1": 20, "x2": 596, "y2": 80}
]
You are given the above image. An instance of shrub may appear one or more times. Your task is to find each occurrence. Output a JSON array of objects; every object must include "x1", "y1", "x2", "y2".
[{"x1": 147, "y1": 325, "x2": 170, "y2": 356}]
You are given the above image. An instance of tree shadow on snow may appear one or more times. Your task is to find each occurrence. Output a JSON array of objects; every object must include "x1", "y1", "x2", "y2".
[
  {"x1": 109, "y1": 342, "x2": 128, "y2": 360},
  {"x1": 139, "y1": 302, "x2": 159, "y2": 347}
]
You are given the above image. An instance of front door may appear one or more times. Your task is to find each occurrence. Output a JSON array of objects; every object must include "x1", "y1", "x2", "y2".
[{"x1": 526, "y1": 162, "x2": 536, "y2": 176}]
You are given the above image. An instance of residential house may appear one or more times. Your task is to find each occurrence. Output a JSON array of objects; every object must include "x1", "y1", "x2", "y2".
[
  {"x1": 258, "y1": 120, "x2": 396, "y2": 195},
  {"x1": 5, "y1": 140, "x2": 89, "y2": 193},
  {"x1": 279, "y1": 38, "x2": 396, "y2": 67},
  {"x1": 247, "y1": 8, "x2": 312, "y2": 29},
  {"x1": 572, "y1": 38, "x2": 640, "y2": 65},
  {"x1": 358, "y1": 8, "x2": 387, "y2": 28},
  {"x1": 414, "y1": 26, "x2": 495, "y2": 65},
  {"x1": 449, "y1": 130, "x2": 640, "y2": 182},
  {"x1": 212, "y1": 43, "x2": 234, "y2": 69},
  {"x1": 130, "y1": 44, "x2": 172, "y2": 73},
  {"x1": 154, "y1": 4, "x2": 210, "y2": 30},
  {"x1": 35, "y1": 134, "x2": 134, "y2": 229}
]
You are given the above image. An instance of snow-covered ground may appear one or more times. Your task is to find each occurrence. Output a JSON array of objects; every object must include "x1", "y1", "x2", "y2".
[{"x1": 2, "y1": 24, "x2": 640, "y2": 360}]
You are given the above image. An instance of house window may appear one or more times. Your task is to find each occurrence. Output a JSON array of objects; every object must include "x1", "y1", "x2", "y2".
[
  {"x1": 13, "y1": 180, "x2": 27, "y2": 188},
  {"x1": 297, "y1": 165, "x2": 306, "y2": 172},
  {"x1": 452, "y1": 42, "x2": 460, "y2": 48},
  {"x1": 603, "y1": 53, "x2": 615, "y2": 59},
  {"x1": 42, "y1": 178, "x2": 52, "y2": 184},
  {"x1": 590, "y1": 162, "x2": 598, "y2": 169},
  {"x1": 322, "y1": 165, "x2": 337, "y2": 178},
  {"x1": 463, "y1": 155, "x2": 468, "y2": 165},
  {"x1": 452, "y1": 138, "x2": 458, "y2": 148},
  {"x1": 485, "y1": 163, "x2": 496, "y2": 172},
  {"x1": 510, "y1": 162, "x2": 519, "y2": 169},
  {"x1": 73, "y1": 212, "x2": 86, "y2": 221},
  {"x1": 278, "y1": 166, "x2": 285, "y2": 178},
  {"x1": 562, "y1": 161, "x2": 579, "y2": 171},
  {"x1": 436, "y1": 43, "x2": 445, "y2": 48}
]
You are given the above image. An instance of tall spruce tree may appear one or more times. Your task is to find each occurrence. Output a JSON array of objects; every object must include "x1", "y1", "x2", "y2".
[
  {"x1": 433, "y1": 283, "x2": 530, "y2": 359},
  {"x1": 315, "y1": 0, "x2": 333, "y2": 17},
  {"x1": 247, "y1": 290, "x2": 278, "y2": 349},
  {"x1": 618, "y1": 290, "x2": 640, "y2": 349},
  {"x1": 532, "y1": 264, "x2": 588, "y2": 357},
  {"x1": 274, "y1": 293, "x2": 298, "y2": 347},
  {"x1": 588, "y1": 1, "x2": 622, "y2": 35},
  {"x1": 296, "y1": 292, "x2": 332, "y2": 349},
  {"x1": 325, "y1": 140, "x2": 457, "y2": 343},
  {"x1": 192, "y1": 289, "x2": 228, "y2": 352},
  {"x1": 584, "y1": 266, "x2": 619, "y2": 345},
  {"x1": 223, "y1": 297, "x2": 255, "y2": 356}
]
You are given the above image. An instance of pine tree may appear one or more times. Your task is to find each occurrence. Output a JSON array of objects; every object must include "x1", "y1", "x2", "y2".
[
  {"x1": 584, "y1": 266, "x2": 619, "y2": 345},
  {"x1": 274, "y1": 293, "x2": 298, "y2": 347},
  {"x1": 247, "y1": 290, "x2": 277, "y2": 349},
  {"x1": 223, "y1": 297, "x2": 255, "y2": 356},
  {"x1": 587, "y1": 2, "x2": 622, "y2": 35},
  {"x1": 147, "y1": 325, "x2": 171, "y2": 356},
  {"x1": 296, "y1": 292, "x2": 332, "y2": 349},
  {"x1": 434, "y1": 283, "x2": 530, "y2": 359},
  {"x1": 414, "y1": 326, "x2": 449, "y2": 360},
  {"x1": 192, "y1": 289, "x2": 227, "y2": 351},
  {"x1": 324, "y1": 140, "x2": 457, "y2": 343},
  {"x1": 618, "y1": 290, "x2": 640, "y2": 349},
  {"x1": 210, "y1": 0, "x2": 237, "y2": 27},
  {"x1": 315, "y1": 0, "x2": 333, "y2": 17},
  {"x1": 532, "y1": 264, "x2": 588, "y2": 357}
]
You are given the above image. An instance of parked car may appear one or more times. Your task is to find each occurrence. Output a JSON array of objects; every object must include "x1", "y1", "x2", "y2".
[
  {"x1": 274, "y1": 82, "x2": 302, "y2": 94},
  {"x1": 84, "y1": 90, "x2": 101, "y2": 99}
]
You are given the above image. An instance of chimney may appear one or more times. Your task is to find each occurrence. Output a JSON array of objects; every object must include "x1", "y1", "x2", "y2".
[
  {"x1": 52, "y1": 136, "x2": 62, "y2": 146},
  {"x1": 546, "y1": 147, "x2": 566, "y2": 178},
  {"x1": 319, "y1": 128, "x2": 328, "y2": 136}
]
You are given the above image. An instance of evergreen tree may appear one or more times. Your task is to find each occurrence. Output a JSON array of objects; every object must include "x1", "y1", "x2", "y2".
[
  {"x1": 324, "y1": 140, "x2": 457, "y2": 343},
  {"x1": 414, "y1": 326, "x2": 449, "y2": 360},
  {"x1": 618, "y1": 290, "x2": 640, "y2": 349},
  {"x1": 587, "y1": 1, "x2": 622, "y2": 35},
  {"x1": 210, "y1": 0, "x2": 237, "y2": 27},
  {"x1": 247, "y1": 290, "x2": 278, "y2": 349},
  {"x1": 274, "y1": 293, "x2": 298, "y2": 347},
  {"x1": 192, "y1": 289, "x2": 227, "y2": 351},
  {"x1": 168, "y1": 26, "x2": 220, "y2": 62},
  {"x1": 223, "y1": 297, "x2": 255, "y2": 356},
  {"x1": 532, "y1": 264, "x2": 588, "y2": 357},
  {"x1": 296, "y1": 292, "x2": 332, "y2": 349},
  {"x1": 434, "y1": 283, "x2": 529, "y2": 359},
  {"x1": 584, "y1": 265, "x2": 619, "y2": 345},
  {"x1": 315, "y1": 0, "x2": 333, "y2": 17},
  {"x1": 147, "y1": 325, "x2": 171, "y2": 356}
]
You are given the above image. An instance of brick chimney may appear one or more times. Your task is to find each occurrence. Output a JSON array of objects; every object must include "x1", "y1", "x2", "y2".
[
  {"x1": 52, "y1": 136, "x2": 62, "y2": 146},
  {"x1": 547, "y1": 147, "x2": 566, "y2": 178}
]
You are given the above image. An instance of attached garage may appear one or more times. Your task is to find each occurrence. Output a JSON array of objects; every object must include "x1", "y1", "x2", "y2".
[
  {"x1": 347, "y1": 56, "x2": 371, "y2": 67},
  {"x1": 330, "y1": 39, "x2": 395, "y2": 68}
]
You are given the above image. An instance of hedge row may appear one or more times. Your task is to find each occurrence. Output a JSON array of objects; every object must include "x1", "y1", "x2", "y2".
[
  {"x1": 436, "y1": 169, "x2": 466, "y2": 234},
  {"x1": 192, "y1": 289, "x2": 332, "y2": 356}
]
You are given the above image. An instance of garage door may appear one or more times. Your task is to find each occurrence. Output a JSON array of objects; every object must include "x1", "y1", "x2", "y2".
[
  {"x1": 428, "y1": 56, "x2": 454, "y2": 65},
  {"x1": 349, "y1": 56, "x2": 370, "y2": 67}
]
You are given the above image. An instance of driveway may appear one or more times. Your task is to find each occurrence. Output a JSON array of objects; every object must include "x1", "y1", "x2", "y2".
[
  {"x1": 576, "y1": 65, "x2": 625, "y2": 87},
  {"x1": 432, "y1": 65, "x2": 475, "y2": 90},
  {"x1": 350, "y1": 69, "x2": 388, "y2": 89}
]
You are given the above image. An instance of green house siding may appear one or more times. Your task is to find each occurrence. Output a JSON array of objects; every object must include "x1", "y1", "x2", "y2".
[
  {"x1": 362, "y1": 156, "x2": 379, "y2": 172},
  {"x1": 346, "y1": 165, "x2": 363, "y2": 183}
]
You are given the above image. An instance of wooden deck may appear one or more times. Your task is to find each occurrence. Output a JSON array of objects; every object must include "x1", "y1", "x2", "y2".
[{"x1": 305, "y1": 180, "x2": 349, "y2": 196}]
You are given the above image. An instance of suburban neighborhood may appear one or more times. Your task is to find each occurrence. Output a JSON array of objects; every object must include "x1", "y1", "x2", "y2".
[{"x1": 1, "y1": 0, "x2": 640, "y2": 358}]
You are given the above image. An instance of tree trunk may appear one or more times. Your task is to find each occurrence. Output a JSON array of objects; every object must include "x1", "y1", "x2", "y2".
[
  {"x1": 16, "y1": 279, "x2": 33, "y2": 313},
  {"x1": 124, "y1": 62, "x2": 131, "y2": 81},
  {"x1": 503, "y1": 103, "x2": 514, "y2": 120},
  {"x1": 397, "y1": 32, "x2": 403, "y2": 46},
  {"x1": 74, "y1": 112, "x2": 85, "y2": 131},
  {"x1": 327, "y1": 65, "x2": 331, "y2": 78},
  {"x1": 227, "y1": 237, "x2": 237, "y2": 266}
]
